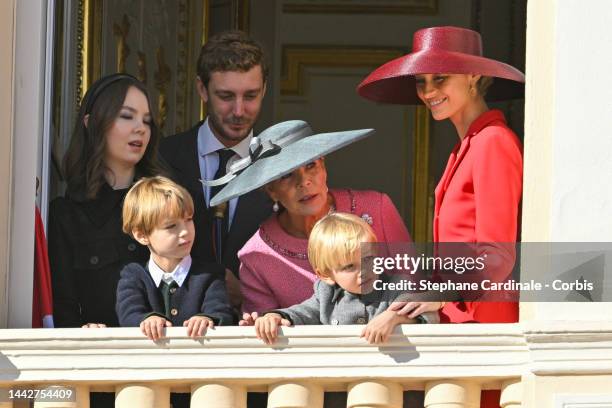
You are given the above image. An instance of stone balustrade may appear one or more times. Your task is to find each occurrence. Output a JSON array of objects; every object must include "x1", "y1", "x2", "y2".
[{"x1": 1, "y1": 322, "x2": 611, "y2": 407}]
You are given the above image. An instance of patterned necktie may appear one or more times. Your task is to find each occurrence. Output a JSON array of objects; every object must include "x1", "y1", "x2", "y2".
[
  {"x1": 210, "y1": 149, "x2": 234, "y2": 261},
  {"x1": 210, "y1": 149, "x2": 234, "y2": 200}
]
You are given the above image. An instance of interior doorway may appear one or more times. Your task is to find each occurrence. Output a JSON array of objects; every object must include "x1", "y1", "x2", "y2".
[
  {"x1": 47, "y1": 0, "x2": 526, "y2": 244},
  {"x1": 249, "y1": 0, "x2": 526, "y2": 242}
]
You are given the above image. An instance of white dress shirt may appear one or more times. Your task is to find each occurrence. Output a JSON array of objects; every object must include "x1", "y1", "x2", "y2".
[
  {"x1": 148, "y1": 255, "x2": 192, "y2": 287},
  {"x1": 197, "y1": 118, "x2": 253, "y2": 228}
]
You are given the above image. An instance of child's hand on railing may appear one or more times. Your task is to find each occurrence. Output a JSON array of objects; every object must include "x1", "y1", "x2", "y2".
[
  {"x1": 140, "y1": 315, "x2": 172, "y2": 341},
  {"x1": 254, "y1": 313, "x2": 291, "y2": 345},
  {"x1": 81, "y1": 323, "x2": 107, "y2": 328},
  {"x1": 239, "y1": 311, "x2": 259, "y2": 326},
  {"x1": 360, "y1": 310, "x2": 408, "y2": 344},
  {"x1": 183, "y1": 316, "x2": 214, "y2": 338},
  {"x1": 387, "y1": 301, "x2": 445, "y2": 319}
]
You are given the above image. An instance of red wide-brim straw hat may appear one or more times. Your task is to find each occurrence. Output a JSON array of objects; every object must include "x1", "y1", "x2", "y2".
[{"x1": 357, "y1": 26, "x2": 525, "y2": 104}]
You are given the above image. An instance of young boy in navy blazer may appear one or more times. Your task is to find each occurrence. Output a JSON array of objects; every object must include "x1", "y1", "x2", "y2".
[{"x1": 116, "y1": 176, "x2": 233, "y2": 340}]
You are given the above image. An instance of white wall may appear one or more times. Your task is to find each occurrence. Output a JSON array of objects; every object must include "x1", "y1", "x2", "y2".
[
  {"x1": 0, "y1": 0, "x2": 16, "y2": 328},
  {"x1": 551, "y1": 0, "x2": 612, "y2": 241},
  {"x1": 522, "y1": 0, "x2": 612, "y2": 321},
  {"x1": 7, "y1": 0, "x2": 48, "y2": 327}
]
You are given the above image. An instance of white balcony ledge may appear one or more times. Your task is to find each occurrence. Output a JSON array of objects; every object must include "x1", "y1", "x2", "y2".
[{"x1": 1, "y1": 321, "x2": 611, "y2": 387}]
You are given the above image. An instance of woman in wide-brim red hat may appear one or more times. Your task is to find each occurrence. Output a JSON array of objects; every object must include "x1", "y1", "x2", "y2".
[
  {"x1": 359, "y1": 26, "x2": 523, "y2": 322},
  {"x1": 359, "y1": 24, "x2": 524, "y2": 408}
]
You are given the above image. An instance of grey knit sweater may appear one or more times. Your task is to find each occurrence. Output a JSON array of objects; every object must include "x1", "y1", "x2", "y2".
[{"x1": 271, "y1": 275, "x2": 438, "y2": 325}]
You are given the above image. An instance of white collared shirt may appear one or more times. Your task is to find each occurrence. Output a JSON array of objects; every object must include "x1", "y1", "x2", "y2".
[
  {"x1": 148, "y1": 255, "x2": 192, "y2": 287},
  {"x1": 197, "y1": 118, "x2": 253, "y2": 228}
]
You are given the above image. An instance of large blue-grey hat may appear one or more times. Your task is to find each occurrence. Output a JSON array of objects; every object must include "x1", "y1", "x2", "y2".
[{"x1": 203, "y1": 120, "x2": 374, "y2": 207}]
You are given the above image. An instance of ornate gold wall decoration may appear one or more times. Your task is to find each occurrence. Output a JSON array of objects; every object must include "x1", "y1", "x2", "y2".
[
  {"x1": 283, "y1": 0, "x2": 437, "y2": 14},
  {"x1": 412, "y1": 105, "x2": 433, "y2": 243},
  {"x1": 137, "y1": 51, "x2": 147, "y2": 84},
  {"x1": 76, "y1": 0, "x2": 86, "y2": 106},
  {"x1": 200, "y1": 0, "x2": 210, "y2": 121},
  {"x1": 154, "y1": 47, "x2": 172, "y2": 131},
  {"x1": 50, "y1": 0, "x2": 209, "y2": 205},
  {"x1": 77, "y1": 0, "x2": 102, "y2": 102},
  {"x1": 232, "y1": 0, "x2": 250, "y2": 31},
  {"x1": 281, "y1": 46, "x2": 405, "y2": 96},
  {"x1": 175, "y1": 0, "x2": 207, "y2": 131},
  {"x1": 280, "y1": 45, "x2": 432, "y2": 236},
  {"x1": 113, "y1": 14, "x2": 131, "y2": 73},
  {"x1": 73, "y1": 0, "x2": 208, "y2": 134}
]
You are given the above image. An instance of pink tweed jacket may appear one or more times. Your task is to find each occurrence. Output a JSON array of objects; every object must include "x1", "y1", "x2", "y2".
[{"x1": 238, "y1": 189, "x2": 411, "y2": 314}]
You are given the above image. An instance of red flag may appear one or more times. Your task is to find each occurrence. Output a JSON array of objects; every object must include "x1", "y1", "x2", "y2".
[{"x1": 32, "y1": 207, "x2": 54, "y2": 328}]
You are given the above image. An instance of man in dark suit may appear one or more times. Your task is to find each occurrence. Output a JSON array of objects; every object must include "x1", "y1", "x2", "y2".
[{"x1": 159, "y1": 31, "x2": 272, "y2": 309}]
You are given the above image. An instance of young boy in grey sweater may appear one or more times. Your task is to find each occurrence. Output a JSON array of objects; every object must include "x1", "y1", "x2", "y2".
[{"x1": 254, "y1": 213, "x2": 440, "y2": 345}]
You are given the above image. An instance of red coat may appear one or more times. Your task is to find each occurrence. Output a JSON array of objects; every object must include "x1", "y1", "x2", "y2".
[{"x1": 435, "y1": 110, "x2": 522, "y2": 324}]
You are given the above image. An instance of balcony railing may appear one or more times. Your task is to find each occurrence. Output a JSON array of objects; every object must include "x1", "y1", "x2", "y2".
[{"x1": 1, "y1": 321, "x2": 611, "y2": 407}]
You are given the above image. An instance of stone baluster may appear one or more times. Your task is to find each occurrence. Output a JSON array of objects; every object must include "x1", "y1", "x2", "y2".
[
  {"x1": 190, "y1": 383, "x2": 247, "y2": 408},
  {"x1": 267, "y1": 382, "x2": 324, "y2": 408},
  {"x1": 500, "y1": 379, "x2": 522, "y2": 408},
  {"x1": 424, "y1": 380, "x2": 481, "y2": 408},
  {"x1": 73, "y1": 385, "x2": 90, "y2": 408},
  {"x1": 347, "y1": 380, "x2": 403, "y2": 408},
  {"x1": 115, "y1": 384, "x2": 169, "y2": 408}
]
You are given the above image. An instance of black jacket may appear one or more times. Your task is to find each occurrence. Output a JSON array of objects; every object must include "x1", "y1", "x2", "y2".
[
  {"x1": 116, "y1": 260, "x2": 234, "y2": 327},
  {"x1": 159, "y1": 122, "x2": 272, "y2": 276},
  {"x1": 48, "y1": 184, "x2": 149, "y2": 327}
]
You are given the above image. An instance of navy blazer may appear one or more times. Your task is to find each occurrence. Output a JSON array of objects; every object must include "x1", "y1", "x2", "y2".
[
  {"x1": 159, "y1": 122, "x2": 272, "y2": 277},
  {"x1": 116, "y1": 260, "x2": 234, "y2": 327}
]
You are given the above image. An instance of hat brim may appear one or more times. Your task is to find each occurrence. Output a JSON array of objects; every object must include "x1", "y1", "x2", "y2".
[
  {"x1": 357, "y1": 49, "x2": 525, "y2": 104},
  {"x1": 209, "y1": 128, "x2": 374, "y2": 207}
]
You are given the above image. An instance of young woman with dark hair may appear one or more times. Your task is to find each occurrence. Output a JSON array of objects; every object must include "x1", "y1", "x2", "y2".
[{"x1": 49, "y1": 73, "x2": 167, "y2": 328}]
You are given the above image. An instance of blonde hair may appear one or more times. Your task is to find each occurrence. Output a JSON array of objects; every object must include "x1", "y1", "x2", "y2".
[
  {"x1": 122, "y1": 176, "x2": 194, "y2": 236},
  {"x1": 308, "y1": 213, "x2": 377, "y2": 278},
  {"x1": 476, "y1": 76, "x2": 494, "y2": 97}
]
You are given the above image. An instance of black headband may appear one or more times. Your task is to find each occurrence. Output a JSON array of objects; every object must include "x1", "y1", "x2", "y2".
[{"x1": 83, "y1": 73, "x2": 139, "y2": 115}]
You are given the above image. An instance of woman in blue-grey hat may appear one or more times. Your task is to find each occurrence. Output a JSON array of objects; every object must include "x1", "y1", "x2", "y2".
[{"x1": 203, "y1": 120, "x2": 413, "y2": 320}]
